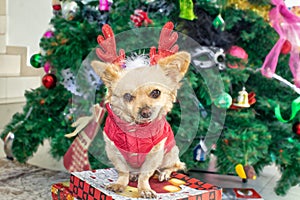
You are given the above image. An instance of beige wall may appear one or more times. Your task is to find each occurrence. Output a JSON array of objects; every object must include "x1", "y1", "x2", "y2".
[{"x1": 7, "y1": 0, "x2": 52, "y2": 65}]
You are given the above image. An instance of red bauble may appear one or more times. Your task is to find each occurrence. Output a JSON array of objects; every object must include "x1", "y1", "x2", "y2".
[
  {"x1": 52, "y1": 4, "x2": 61, "y2": 11},
  {"x1": 281, "y1": 40, "x2": 292, "y2": 54},
  {"x1": 292, "y1": 122, "x2": 300, "y2": 136},
  {"x1": 42, "y1": 73, "x2": 57, "y2": 89}
]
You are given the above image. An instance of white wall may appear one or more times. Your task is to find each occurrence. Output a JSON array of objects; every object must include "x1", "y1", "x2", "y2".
[
  {"x1": 285, "y1": 0, "x2": 300, "y2": 7},
  {"x1": 7, "y1": 0, "x2": 52, "y2": 65}
]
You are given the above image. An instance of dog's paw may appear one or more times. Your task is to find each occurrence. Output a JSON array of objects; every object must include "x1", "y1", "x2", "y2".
[
  {"x1": 105, "y1": 183, "x2": 126, "y2": 193},
  {"x1": 158, "y1": 169, "x2": 172, "y2": 182},
  {"x1": 139, "y1": 189, "x2": 157, "y2": 198}
]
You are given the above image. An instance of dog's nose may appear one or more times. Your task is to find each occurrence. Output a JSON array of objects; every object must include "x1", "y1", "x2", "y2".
[{"x1": 140, "y1": 107, "x2": 152, "y2": 118}]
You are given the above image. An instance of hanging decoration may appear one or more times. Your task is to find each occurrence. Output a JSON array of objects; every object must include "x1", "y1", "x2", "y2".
[
  {"x1": 235, "y1": 164, "x2": 257, "y2": 181},
  {"x1": 275, "y1": 96, "x2": 300, "y2": 123},
  {"x1": 232, "y1": 87, "x2": 251, "y2": 108},
  {"x1": 292, "y1": 121, "x2": 300, "y2": 136},
  {"x1": 43, "y1": 61, "x2": 52, "y2": 73},
  {"x1": 227, "y1": 45, "x2": 248, "y2": 69},
  {"x1": 193, "y1": 137, "x2": 208, "y2": 162},
  {"x1": 212, "y1": 0, "x2": 226, "y2": 31},
  {"x1": 43, "y1": 30, "x2": 54, "y2": 38},
  {"x1": 226, "y1": 0, "x2": 271, "y2": 21},
  {"x1": 212, "y1": 14, "x2": 225, "y2": 31},
  {"x1": 190, "y1": 46, "x2": 226, "y2": 70},
  {"x1": 42, "y1": 73, "x2": 57, "y2": 89},
  {"x1": 62, "y1": 1, "x2": 79, "y2": 20},
  {"x1": 280, "y1": 40, "x2": 292, "y2": 54},
  {"x1": 63, "y1": 104, "x2": 106, "y2": 172},
  {"x1": 179, "y1": 0, "x2": 197, "y2": 21},
  {"x1": 30, "y1": 53, "x2": 42, "y2": 68},
  {"x1": 52, "y1": 0, "x2": 62, "y2": 14},
  {"x1": 130, "y1": 9, "x2": 153, "y2": 27},
  {"x1": 4, "y1": 132, "x2": 15, "y2": 160},
  {"x1": 2, "y1": 106, "x2": 33, "y2": 160},
  {"x1": 99, "y1": 0, "x2": 112, "y2": 11},
  {"x1": 230, "y1": 88, "x2": 256, "y2": 110},
  {"x1": 291, "y1": 6, "x2": 300, "y2": 17},
  {"x1": 261, "y1": 0, "x2": 300, "y2": 88},
  {"x1": 214, "y1": 92, "x2": 233, "y2": 109}
]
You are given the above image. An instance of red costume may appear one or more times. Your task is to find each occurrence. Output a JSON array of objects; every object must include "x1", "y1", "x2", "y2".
[{"x1": 104, "y1": 103, "x2": 176, "y2": 168}]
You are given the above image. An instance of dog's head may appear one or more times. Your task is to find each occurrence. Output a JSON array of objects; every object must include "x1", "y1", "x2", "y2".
[{"x1": 92, "y1": 51, "x2": 190, "y2": 124}]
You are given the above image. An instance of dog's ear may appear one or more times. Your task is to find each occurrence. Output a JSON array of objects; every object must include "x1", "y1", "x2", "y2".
[
  {"x1": 158, "y1": 51, "x2": 190, "y2": 83},
  {"x1": 91, "y1": 61, "x2": 120, "y2": 87}
]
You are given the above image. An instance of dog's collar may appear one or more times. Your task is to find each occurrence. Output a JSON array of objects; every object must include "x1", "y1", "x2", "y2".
[{"x1": 105, "y1": 103, "x2": 166, "y2": 138}]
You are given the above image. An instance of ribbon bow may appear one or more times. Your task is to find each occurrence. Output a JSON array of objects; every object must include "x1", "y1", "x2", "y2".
[{"x1": 261, "y1": 0, "x2": 300, "y2": 88}]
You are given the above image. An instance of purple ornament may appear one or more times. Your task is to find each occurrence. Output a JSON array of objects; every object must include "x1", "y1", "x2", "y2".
[
  {"x1": 43, "y1": 30, "x2": 54, "y2": 38},
  {"x1": 99, "y1": 0, "x2": 111, "y2": 11},
  {"x1": 43, "y1": 61, "x2": 51, "y2": 73}
]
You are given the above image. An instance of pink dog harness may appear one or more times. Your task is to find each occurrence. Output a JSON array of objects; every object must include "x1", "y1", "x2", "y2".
[{"x1": 104, "y1": 103, "x2": 176, "y2": 168}]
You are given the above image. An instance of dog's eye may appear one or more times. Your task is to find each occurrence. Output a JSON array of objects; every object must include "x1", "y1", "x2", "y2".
[
  {"x1": 149, "y1": 89, "x2": 161, "y2": 99},
  {"x1": 123, "y1": 93, "x2": 134, "y2": 102}
]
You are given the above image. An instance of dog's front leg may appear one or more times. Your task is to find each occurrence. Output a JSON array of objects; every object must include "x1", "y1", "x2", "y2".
[
  {"x1": 137, "y1": 138, "x2": 166, "y2": 198},
  {"x1": 103, "y1": 132, "x2": 130, "y2": 193},
  {"x1": 106, "y1": 170, "x2": 129, "y2": 192}
]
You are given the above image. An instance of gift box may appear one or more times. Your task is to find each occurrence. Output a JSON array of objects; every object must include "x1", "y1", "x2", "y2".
[
  {"x1": 51, "y1": 182, "x2": 76, "y2": 200},
  {"x1": 222, "y1": 188, "x2": 263, "y2": 200},
  {"x1": 69, "y1": 168, "x2": 222, "y2": 200}
]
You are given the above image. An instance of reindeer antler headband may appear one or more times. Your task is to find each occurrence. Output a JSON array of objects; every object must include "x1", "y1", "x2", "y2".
[{"x1": 96, "y1": 22, "x2": 179, "y2": 67}]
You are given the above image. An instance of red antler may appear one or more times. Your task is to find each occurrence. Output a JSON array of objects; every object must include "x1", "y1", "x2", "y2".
[
  {"x1": 149, "y1": 22, "x2": 179, "y2": 65},
  {"x1": 96, "y1": 24, "x2": 125, "y2": 66}
]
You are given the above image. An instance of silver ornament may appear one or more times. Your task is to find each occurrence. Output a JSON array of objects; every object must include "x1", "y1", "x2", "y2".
[
  {"x1": 191, "y1": 46, "x2": 226, "y2": 71},
  {"x1": 4, "y1": 132, "x2": 15, "y2": 160},
  {"x1": 62, "y1": 1, "x2": 79, "y2": 20}
]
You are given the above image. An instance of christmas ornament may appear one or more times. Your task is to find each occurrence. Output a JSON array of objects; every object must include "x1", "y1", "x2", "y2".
[
  {"x1": 233, "y1": 87, "x2": 250, "y2": 108},
  {"x1": 4, "y1": 132, "x2": 15, "y2": 160},
  {"x1": 199, "y1": 101, "x2": 208, "y2": 118},
  {"x1": 42, "y1": 73, "x2": 57, "y2": 89},
  {"x1": 212, "y1": 14, "x2": 225, "y2": 31},
  {"x1": 292, "y1": 122, "x2": 300, "y2": 135},
  {"x1": 226, "y1": 0, "x2": 271, "y2": 21},
  {"x1": 230, "y1": 91, "x2": 256, "y2": 110},
  {"x1": 43, "y1": 30, "x2": 54, "y2": 38},
  {"x1": 214, "y1": 92, "x2": 232, "y2": 109},
  {"x1": 291, "y1": 6, "x2": 300, "y2": 17},
  {"x1": 179, "y1": 0, "x2": 197, "y2": 21},
  {"x1": 43, "y1": 61, "x2": 51, "y2": 73},
  {"x1": 52, "y1": 0, "x2": 62, "y2": 12},
  {"x1": 280, "y1": 40, "x2": 292, "y2": 54},
  {"x1": 235, "y1": 164, "x2": 257, "y2": 181},
  {"x1": 261, "y1": 0, "x2": 300, "y2": 88},
  {"x1": 40, "y1": 99, "x2": 45, "y2": 105},
  {"x1": 244, "y1": 165, "x2": 257, "y2": 180},
  {"x1": 62, "y1": 1, "x2": 78, "y2": 20},
  {"x1": 99, "y1": 0, "x2": 112, "y2": 11},
  {"x1": 64, "y1": 104, "x2": 105, "y2": 172},
  {"x1": 193, "y1": 137, "x2": 207, "y2": 162},
  {"x1": 130, "y1": 9, "x2": 153, "y2": 27},
  {"x1": 82, "y1": 4, "x2": 109, "y2": 26},
  {"x1": 275, "y1": 96, "x2": 300, "y2": 123},
  {"x1": 191, "y1": 46, "x2": 226, "y2": 70},
  {"x1": 30, "y1": 53, "x2": 42, "y2": 68},
  {"x1": 227, "y1": 45, "x2": 248, "y2": 69}
]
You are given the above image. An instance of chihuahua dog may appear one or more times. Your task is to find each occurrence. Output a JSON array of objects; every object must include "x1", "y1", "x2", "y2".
[{"x1": 91, "y1": 51, "x2": 190, "y2": 198}]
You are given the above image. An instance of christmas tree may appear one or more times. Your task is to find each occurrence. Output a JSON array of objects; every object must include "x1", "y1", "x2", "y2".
[{"x1": 1, "y1": 0, "x2": 300, "y2": 196}]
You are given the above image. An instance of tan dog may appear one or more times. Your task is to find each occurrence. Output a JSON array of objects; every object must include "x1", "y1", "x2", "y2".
[{"x1": 91, "y1": 51, "x2": 190, "y2": 198}]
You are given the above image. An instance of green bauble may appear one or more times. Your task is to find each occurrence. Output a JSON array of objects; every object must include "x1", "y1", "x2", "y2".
[
  {"x1": 30, "y1": 53, "x2": 42, "y2": 68},
  {"x1": 214, "y1": 92, "x2": 232, "y2": 109}
]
